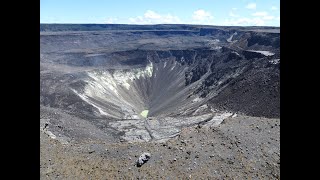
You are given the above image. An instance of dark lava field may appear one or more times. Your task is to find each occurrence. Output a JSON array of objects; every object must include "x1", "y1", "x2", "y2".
[{"x1": 40, "y1": 24, "x2": 280, "y2": 179}]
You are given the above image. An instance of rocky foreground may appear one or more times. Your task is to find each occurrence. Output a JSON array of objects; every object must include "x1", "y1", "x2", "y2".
[{"x1": 40, "y1": 114, "x2": 280, "y2": 179}]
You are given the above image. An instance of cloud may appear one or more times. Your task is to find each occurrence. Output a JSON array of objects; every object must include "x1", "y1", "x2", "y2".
[
  {"x1": 144, "y1": 10, "x2": 162, "y2": 19},
  {"x1": 252, "y1": 11, "x2": 268, "y2": 16},
  {"x1": 224, "y1": 10, "x2": 279, "y2": 26},
  {"x1": 128, "y1": 10, "x2": 182, "y2": 24},
  {"x1": 229, "y1": 7, "x2": 239, "y2": 17},
  {"x1": 128, "y1": 9, "x2": 215, "y2": 25},
  {"x1": 192, "y1": 9, "x2": 214, "y2": 23},
  {"x1": 246, "y1": 3, "x2": 257, "y2": 10},
  {"x1": 271, "y1": 6, "x2": 278, "y2": 11},
  {"x1": 229, "y1": 11, "x2": 239, "y2": 17},
  {"x1": 263, "y1": 15, "x2": 275, "y2": 20},
  {"x1": 224, "y1": 17, "x2": 265, "y2": 26},
  {"x1": 106, "y1": 18, "x2": 118, "y2": 24},
  {"x1": 252, "y1": 12, "x2": 274, "y2": 20}
]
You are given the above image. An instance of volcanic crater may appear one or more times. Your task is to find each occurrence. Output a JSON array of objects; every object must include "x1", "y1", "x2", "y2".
[{"x1": 40, "y1": 24, "x2": 280, "y2": 143}]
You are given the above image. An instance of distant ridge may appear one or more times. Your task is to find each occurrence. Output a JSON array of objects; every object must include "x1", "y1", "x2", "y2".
[{"x1": 40, "y1": 24, "x2": 280, "y2": 32}]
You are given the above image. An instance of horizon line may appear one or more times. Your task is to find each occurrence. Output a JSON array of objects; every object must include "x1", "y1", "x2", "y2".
[{"x1": 40, "y1": 23, "x2": 280, "y2": 28}]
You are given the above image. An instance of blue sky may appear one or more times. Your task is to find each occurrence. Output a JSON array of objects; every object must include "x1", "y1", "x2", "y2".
[{"x1": 40, "y1": 0, "x2": 280, "y2": 26}]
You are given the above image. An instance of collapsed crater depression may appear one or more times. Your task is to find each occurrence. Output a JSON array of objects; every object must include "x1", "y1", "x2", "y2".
[{"x1": 40, "y1": 24, "x2": 280, "y2": 143}]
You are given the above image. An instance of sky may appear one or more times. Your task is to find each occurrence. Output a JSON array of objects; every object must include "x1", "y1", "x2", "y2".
[{"x1": 40, "y1": 0, "x2": 280, "y2": 26}]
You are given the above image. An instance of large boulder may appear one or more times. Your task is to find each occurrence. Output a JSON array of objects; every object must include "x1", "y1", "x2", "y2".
[{"x1": 136, "y1": 152, "x2": 151, "y2": 167}]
